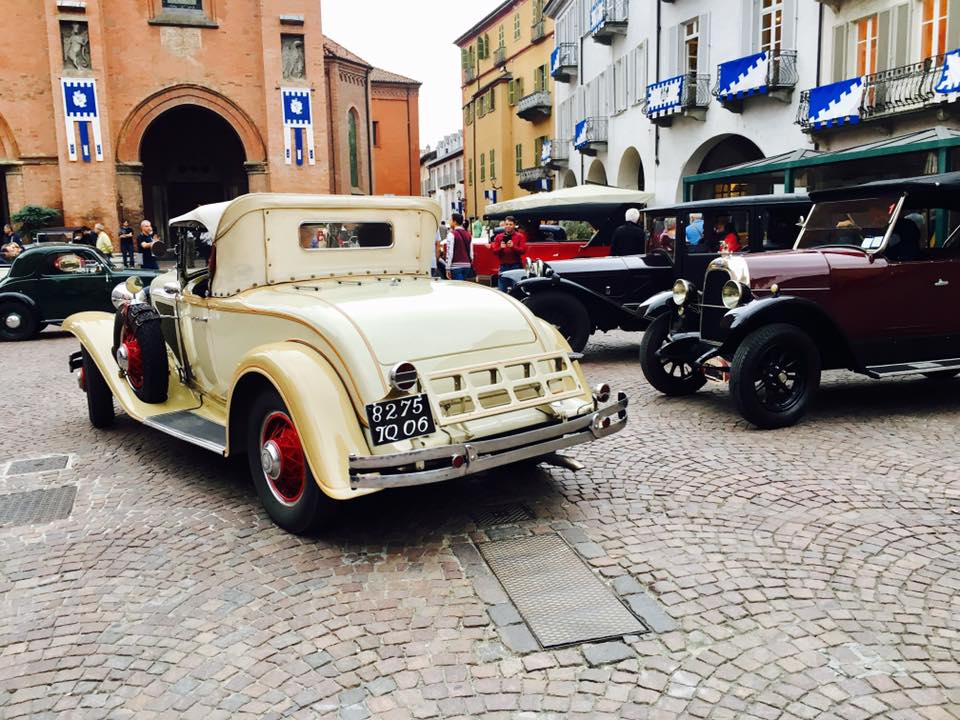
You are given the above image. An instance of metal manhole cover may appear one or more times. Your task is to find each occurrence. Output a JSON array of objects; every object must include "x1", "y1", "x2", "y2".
[
  {"x1": 0, "y1": 486, "x2": 77, "y2": 527},
  {"x1": 6, "y1": 455, "x2": 70, "y2": 476},
  {"x1": 472, "y1": 502, "x2": 534, "y2": 528},
  {"x1": 479, "y1": 533, "x2": 645, "y2": 648}
]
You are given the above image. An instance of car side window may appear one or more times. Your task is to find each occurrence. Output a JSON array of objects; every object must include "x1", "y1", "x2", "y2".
[
  {"x1": 44, "y1": 252, "x2": 90, "y2": 275},
  {"x1": 299, "y1": 222, "x2": 393, "y2": 249},
  {"x1": 893, "y1": 207, "x2": 960, "y2": 261}
]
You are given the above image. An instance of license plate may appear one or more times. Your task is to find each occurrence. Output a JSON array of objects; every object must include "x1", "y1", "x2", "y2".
[{"x1": 365, "y1": 394, "x2": 436, "y2": 446}]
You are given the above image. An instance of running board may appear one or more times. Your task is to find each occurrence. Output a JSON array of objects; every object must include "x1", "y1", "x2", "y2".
[
  {"x1": 866, "y1": 357, "x2": 960, "y2": 378},
  {"x1": 142, "y1": 410, "x2": 227, "y2": 455}
]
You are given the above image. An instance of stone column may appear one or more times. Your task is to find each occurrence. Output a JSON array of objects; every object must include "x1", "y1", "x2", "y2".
[
  {"x1": 244, "y1": 161, "x2": 269, "y2": 193},
  {"x1": 115, "y1": 162, "x2": 144, "y2": 225}
]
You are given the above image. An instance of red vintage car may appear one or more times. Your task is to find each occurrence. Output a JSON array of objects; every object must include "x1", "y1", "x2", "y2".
[
  {"x1": 640, "y1": 172, "x2": 960, "y2": 428},
  {"x1": 477, "y1": 185, "x2": 653, "y2": 282}
]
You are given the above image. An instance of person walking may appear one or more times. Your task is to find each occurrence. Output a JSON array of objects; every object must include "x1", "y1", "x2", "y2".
[
  {"x1": 118, "y1": 219, "x2": 135, "y2": 267},
  {"x1": 435, "y1": 221, "x2": 449, "y2": 279},
  {"x1": 610, "y1": 208, "x2": 647, "y2": 256},
  {"x1": 472, "y1": 216, "x2": 484, "y2": 239},
  {"x1": 137, "y1": 220, "x2": 159, "y2": 270},
  {"x1": 444, "y1": 213, "x2": 474, "y2": 281},
  {"x1": 489, "y1": 215, "x2": 527, "y2": 291},
  {"x1": 95, "y1": 223, "x2": 113, "y2": 257}
]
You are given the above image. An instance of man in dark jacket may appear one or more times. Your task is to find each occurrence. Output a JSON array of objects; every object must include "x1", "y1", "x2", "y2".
[{"x1": 610, "y1": 208, "x2": 646, "y2": 256}]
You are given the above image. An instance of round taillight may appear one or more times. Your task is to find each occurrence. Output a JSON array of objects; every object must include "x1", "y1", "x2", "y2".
[
  {"x1": 451, "y1": 454, "x2": 466, "y2": 469},
  {"x1": 389, "y1": 362, "x2": 419, "y2": 392},
  {"x1": 593, "y1": 383, "x2": 611, "y2": 403}
]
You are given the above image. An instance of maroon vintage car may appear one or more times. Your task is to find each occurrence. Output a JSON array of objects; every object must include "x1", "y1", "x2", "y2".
[{"x1": 638, "y1": 172, "x2": 960, "y2": 428}]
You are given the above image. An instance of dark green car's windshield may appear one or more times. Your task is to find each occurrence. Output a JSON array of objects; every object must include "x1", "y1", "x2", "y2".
[{"x1": 796, "y1": 195, "x2": 902, "y2": 251}]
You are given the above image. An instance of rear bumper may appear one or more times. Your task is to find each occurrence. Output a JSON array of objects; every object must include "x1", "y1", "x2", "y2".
[{"x1": 349, "y1": 393, "x2": 628, "y2": 489}]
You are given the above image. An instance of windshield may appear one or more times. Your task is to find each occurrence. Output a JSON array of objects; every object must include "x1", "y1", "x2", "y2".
[{"x1": 796, "y1": 195, "x2": 902, "y2": 251}]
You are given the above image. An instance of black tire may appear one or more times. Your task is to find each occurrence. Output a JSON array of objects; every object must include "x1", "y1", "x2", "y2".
[
  {"x1": 117, "y1": 305, "x2": 168, "y2": 404},
  {"x1": 922, "y1": 370, "x2": 959, "y2": 380},
  {"x1": 81, "y1": 346, "x2": 114, "y2": 428},
  {"x1": 0, "y1": 300, "x2": 38, "y2": 341},
  {"x1": 523, "y1": 291, "x2": 591, "y2": 353},
  {"x1": 730, "y1": 323, "x2": 821, "y2": 429},
  {"x1": 639, "y1": 313, "x2": 707, "y2": 397},
  {"x1": 246, "y1": 389, "x2": 334, "y2": 534}
]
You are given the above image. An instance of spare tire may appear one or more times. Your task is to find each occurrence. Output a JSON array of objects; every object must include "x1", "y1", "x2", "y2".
[{"x1": 116, "y1": 304, "x2": 168, "y2": 403}]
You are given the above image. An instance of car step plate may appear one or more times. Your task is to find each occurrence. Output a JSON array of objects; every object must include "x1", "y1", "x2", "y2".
[
  {"x1": 142, "y1": 411, "x2": 226, "y2": 454},
  {"x1": 0, "y1": 486, "x2": 77, "y2": 528},
  {"x1": 479, "y1": 533, "x2": 645, "y2": 648}
]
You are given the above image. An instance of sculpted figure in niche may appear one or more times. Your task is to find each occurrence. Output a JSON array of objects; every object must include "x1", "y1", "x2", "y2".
[
  {"x1": 62, "y1": 22, "x2": 92, "y2": 70},
  {"x1": 282, "y1": 35, "x2": 305, "y2": 79}
]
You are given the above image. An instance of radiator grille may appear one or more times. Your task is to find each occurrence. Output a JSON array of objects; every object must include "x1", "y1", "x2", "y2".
[{"x1": 700, "y1": 268, "x2": 730, "y2": 344}]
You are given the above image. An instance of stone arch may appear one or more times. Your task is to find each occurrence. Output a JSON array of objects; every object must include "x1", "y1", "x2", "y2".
[
  {"x1": 586, "y1": 158, "x2": 607, "y2": 185},
  {"x1": 679, "y1": 134, "x2": 764, "y2": 200},
  {"x1": 0, "y1": 112, "x2": 20, "y2": 160},
  {"x1": 560, "y1": 169, "x2": 578, "y2": 188},
  {"x1": 116, "y1": 84, "x2": 266, "y2": 164},
  {"x1": 617, "y1": 147, "x2": 644, "y2": 190}
]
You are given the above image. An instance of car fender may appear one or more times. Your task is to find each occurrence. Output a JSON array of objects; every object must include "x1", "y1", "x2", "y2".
[
  {"x1": 514, "y1": 275, "x2": 639, "y2": 320},
  {"x1": 0, "y1": 291, "x2": 38, "y2": 312},
  {"x1": 638, "y1": 290, "x2": 674, "y2": 320},
  {"x1": 228, "y1": 341, "x2": 372, "y2": 501},
  {"x1": 720, "y1": 296, "x2": 857, "y2": 368}
]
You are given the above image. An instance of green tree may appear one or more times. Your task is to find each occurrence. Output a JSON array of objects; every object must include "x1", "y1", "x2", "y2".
[{"x1": 11, "y1": 205, "x2": 61, "y2": 240}]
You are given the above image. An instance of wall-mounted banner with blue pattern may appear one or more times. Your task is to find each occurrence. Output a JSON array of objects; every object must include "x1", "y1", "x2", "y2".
[
  {"x1": 717, "y1": 52, "x2": 769, "y2": 100},
  {"x1": 935, "y1": 49, "x2": 960, "y2": 95},
  {"x1": 807, "y1": 77, "x2": 864, "y2": 128},
  {"x1": 540, "y1": 139, "x2": 552, "y2": 166},
  {"x1": 483, "y1": 189, "x2": 498, "y2": 203},
  {"x1": 646, "y1": 75, "x2": 685, "y2": 118},
  {"x1": 61, "y1": 78, "x2": 103, "y2": 163},
  {"x1": 550, "y1": 46, "x2": 560, "y2": 75},
  {"x1": 281, "y1": 88, "x2": 315, "y2": 166},
  {"x1": 589, "y1": 0, "x2": 604, "y2": 33},
  {"x1": 574, "y1": 119, "x2": 590, "y2": 150}
]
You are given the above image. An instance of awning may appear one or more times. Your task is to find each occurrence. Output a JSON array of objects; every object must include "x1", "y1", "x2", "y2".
[{"x1": 485, "y1": 184, "x2": 654, "y2": 221}]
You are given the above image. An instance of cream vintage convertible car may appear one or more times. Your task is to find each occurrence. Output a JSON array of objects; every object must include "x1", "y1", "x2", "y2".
[{"x1": 65, "y1": 195, "x2": 627, "y2": 533}]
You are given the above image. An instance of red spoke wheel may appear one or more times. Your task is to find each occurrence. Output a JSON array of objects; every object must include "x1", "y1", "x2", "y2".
[
  {"x1": 121, "y1": 329, "x2": 145, "y2": 390},
  {"x1": 113, "y1": 306, "x2": 168, "y2": 404},
  {"x1": 246, "y1": 389, "x2": 334, "y2": 534}
]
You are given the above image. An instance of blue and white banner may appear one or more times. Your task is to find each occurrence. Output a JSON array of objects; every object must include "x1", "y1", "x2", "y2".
[
  {"x1": 540, "y1": 139, "x2": 552, "y2": 166},
  {"x1": 483, "y1": 189, "x2": 497, "y2": 203},
  {"x1": 538, "y1": 177, "x2": 553, "y2": 192},
  {"x1": 281, "y1": 88, "x2": 315, "y2": 166},
  {"x1": 808, "y1": 77, "x2": 864, "y2": 129},
  {"x1": 589, "y1": 0, "x2": 604, "y2": 33},
  {"x1": 61, "y1": 78, "x2": 103, "y2": 163},
  {"x1": 717, "y1": 52, "x2": 769, "y2": 100},
  {"x1": 935, "y1": 48, "x2": 960, "y2": 95},
  {"x1": 646, "y1": 75, "x2": 685, "y2": 118},
  {"x1": 574, "y1": 119, "x2": 590, "y2": 150},
  {"x1": 550, "y1": 46, "x2": 561, "y2": 75}
]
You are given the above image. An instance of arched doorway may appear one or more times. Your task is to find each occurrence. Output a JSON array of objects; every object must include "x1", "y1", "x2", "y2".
[
  {"x1": 586, "y1": 159, "x2": 607, "y2": 185},
  {"x1": 617, "y1": 147, "x2": 644, "y2": 190},
  {"x1": 561, "y1": 169, "x2": 578, "y2": 188},
  {"x1": 139, "y1": 106, "x2": 248, "y2": 230},
  {"x1": 682, "y1": 135, "x2": 765, "y2": 200},
  {"x1": 0, "y1": 113, "x2": 19, "y2": 225}
]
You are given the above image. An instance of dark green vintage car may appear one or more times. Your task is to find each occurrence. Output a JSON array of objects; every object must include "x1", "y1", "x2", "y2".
[{"x1": 0, "y1": 244, "x2": 159, "y2": 341}]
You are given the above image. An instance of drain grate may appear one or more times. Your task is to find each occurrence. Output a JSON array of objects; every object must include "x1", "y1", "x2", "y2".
[
  {"x1": 471, "y1": 502, "x2": 534, "y2": 528},
  {"x1": 479, "y1": 533, "x2": 645, "y2": 648},
  {"x1": 6, "y1": 455, "x2": 70, "y2": 476},
  {"x1": 0, "y1": 486, "x2": 77, "y2": 527}
]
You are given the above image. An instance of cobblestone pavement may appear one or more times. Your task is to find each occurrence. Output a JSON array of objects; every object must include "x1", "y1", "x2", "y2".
[{"x1": 1, "y1": 328, "x2": 959, "y2": 720}]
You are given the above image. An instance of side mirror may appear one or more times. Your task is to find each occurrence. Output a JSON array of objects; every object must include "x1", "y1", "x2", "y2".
[
  {"x1": 162, "y1": 281, "x2": 181, "y2": 295},
  {"x1": 125, "y1": 276, "x2": 143, "y2": 294}
]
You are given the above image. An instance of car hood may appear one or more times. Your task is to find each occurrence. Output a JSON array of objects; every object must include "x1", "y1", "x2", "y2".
[
  {"x1": 270, "y1": 277, "x2": 540, "y2": 365},
  {"x1": 739, "y1": 249, "x2": 832, "y2": 291},
  {"x1": 544, "y1": 256, "x2": 631, "y2": 275}
]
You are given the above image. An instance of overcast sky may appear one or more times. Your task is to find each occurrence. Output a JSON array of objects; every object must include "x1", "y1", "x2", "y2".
[{"x1": 321, "y1": 0, "x2": 504, "y2": 148}]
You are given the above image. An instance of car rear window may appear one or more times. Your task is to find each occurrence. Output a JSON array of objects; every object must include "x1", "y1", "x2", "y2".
[{"x1": 299, "y1": 222, "x2": 393, "y2": 250}]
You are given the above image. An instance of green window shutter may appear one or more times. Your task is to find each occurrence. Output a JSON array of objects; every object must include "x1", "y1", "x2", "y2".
[
  {"x1": 876, "y1": 10, "x2": 891, "y2": 71},
  {"x1": 480, "y1": 153, "x2": 486, "y2": 181},
  {"x1": 516, "y1": 143, "x2": 523, "y2": 172},
  {"x1": 468, "y1": 158, "x2": 473, "y2": 186},
  {"x1": 508, "y1": 80, "x2": 516, "y2": 105},
  {"x1": 488, "y1": 88, "x2": 496, "y2": 111},
  {"x1": 490, "y1": 149, "x2": 496, "y2": 178},
  {"x1": 515, "y1": 13, "x2": 521, "y2": 39},
  {"x1": 461, "y1": 48, "x2": 468, "y2": 69},
  {"x1": 499, "y1": 25, "x2": 505, "y2": 48},
  {"x1": 950, "y1": 0, "x2": 960, "y2": 52},
  {"x1": 517, "y1": 77, "x2": 524, "y2": 99},
  {"x1": 470, "y1": 46, "x2": 476, "y2": 68},
  {"x1": 891, "y1": 3, "x2": 909, "y2": 68},
  {"x1": 832, "y1": 24, "x2": 848, "y2": 81}
]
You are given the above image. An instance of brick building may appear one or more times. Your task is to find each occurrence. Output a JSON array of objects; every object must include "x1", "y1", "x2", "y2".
[{"x1": 0, "y1": 0, "x2": 420, "y2": 237}]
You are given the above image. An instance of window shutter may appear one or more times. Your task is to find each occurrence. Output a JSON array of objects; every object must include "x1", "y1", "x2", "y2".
[
  {"x1": 461, "y1": 48, "x2": 468, "y2": 69},
  {"x1": 782, "y1": 0, "x2": 797, "y2": 51},
  {"x1": 697, "y1": 13, "x2": 711, "y2": 76},
  {"x1": 949, "y1": 0, "x2": 960, "y2": 52},
  {"x1": 891, "y1": 3, "x2": 909, "y2": 68},
  {"x1": 741, "y1": 0, "x2": 759, "y2": 54},
  {"x1": 831, "y1": 24, "x2": 848, "y2": 81},
  {"x1": 667, "y1": 24, "x2": 680, "y2": 77},
  {"x1": 876, "y1": 10, "x2": 891, "y2": 71}
]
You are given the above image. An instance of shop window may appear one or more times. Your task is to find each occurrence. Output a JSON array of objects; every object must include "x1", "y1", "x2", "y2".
[{"x1": 713, "y1": 182, "x2": 747, "y2": 199}]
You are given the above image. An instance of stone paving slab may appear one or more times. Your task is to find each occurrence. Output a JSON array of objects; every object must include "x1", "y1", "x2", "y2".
[{"x1": 0, "y1": 328, "x2": 958, "y2": 719}]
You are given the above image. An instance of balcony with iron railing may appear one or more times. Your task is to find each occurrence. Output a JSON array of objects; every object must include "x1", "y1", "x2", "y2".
[
  {"x1": 493, "y1": 45, "x2": 507, "y2": 68},
  {"x1": 645, "y1": 72, "x2": 711, "y2": 125},
  {"x1": 516, "y1": 90, "x2": 552, "y2": 121},
  {"x1": 540, "y1": 139, "x2": 570, "y2": 169},
  {"x1": 591, "y1": 0, "x2": 628, "y2": 45},
  {"x1": 531, "y1": 18, "x2": 546, "y2": 43},
  {"x1": 573, "y1": 117, "x2": 608, "y2": 156},
  {"x1": 797, "y1": 54, "x2": 957, "y2": 131},
  {"x1": 518, "y1": 166, "x2": 553, "y2": 192},
  {"x1": 551, "y1": 43, "x2": 578, "y2": 82},
  {"x1": 713, "y1": 49, "x2": 798, "y2": 112}
]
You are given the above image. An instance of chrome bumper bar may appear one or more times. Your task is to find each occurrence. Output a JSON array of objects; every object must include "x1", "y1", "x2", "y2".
[{"x1": 349, "y1": 393, "x2": 628, "y2": 489}]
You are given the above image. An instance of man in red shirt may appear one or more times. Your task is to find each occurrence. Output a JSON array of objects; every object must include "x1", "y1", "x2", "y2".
[{"x1": 490, "y1": 215, "x2": 527, "y2": 291}]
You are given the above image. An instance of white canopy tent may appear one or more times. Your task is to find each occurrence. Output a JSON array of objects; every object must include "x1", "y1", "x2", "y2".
[{"x1": 484, "y1": 185, "x2": 654, "y2": 220}]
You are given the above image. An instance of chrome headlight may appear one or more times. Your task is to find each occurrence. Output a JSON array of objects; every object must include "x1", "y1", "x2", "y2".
[
  {"x1": 672, "y1": 279, "x2": 693, "y2": 306},
  {"x1": 389, "y1": 362, "x2": 419, "y2": 392},
  {"x1": 110, "y1": 282, "x2": 146, "y2": 310},
  {"x1": 526, "y1": 258, "x2": 545, "y2": 278},
  {"x1": 721, "y1": 280, "x2": 744, "y2": 310}
]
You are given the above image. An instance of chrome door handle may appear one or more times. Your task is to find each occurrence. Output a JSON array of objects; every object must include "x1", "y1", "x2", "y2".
[
  {"x1": 935, "y1": 279, "x2": 949, "y2": 287},
  {"x1": 190, "y1": 316, "x2": 208, "y2": 322}
]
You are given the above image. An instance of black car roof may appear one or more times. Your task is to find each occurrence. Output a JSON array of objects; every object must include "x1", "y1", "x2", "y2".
[
  {"x1": 809, "y1": 171, "x2": 960, "y2": 206},
  {"x1": 645, "y1": 193, "x2": 811, "y2": 216}
]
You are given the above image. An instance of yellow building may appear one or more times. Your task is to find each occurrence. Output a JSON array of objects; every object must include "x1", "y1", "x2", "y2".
[{"x1": 455, "y1": 0, "x2": 553, "y2": 219}]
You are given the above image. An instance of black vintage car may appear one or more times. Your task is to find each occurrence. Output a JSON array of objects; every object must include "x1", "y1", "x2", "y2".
[{"x1": 505, "y1": 194, "x2": 811, "y2": 352}]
